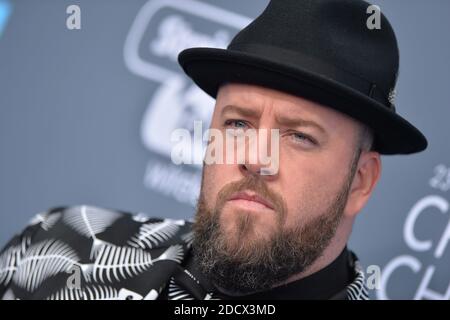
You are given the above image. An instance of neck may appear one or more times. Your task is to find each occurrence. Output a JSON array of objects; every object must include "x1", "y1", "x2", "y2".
[{"x1": 276, "y1": 242, "x2": 347, "y2": 289}]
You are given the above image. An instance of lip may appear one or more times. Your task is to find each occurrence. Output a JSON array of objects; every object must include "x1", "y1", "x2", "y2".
[{"x1": 227, "y1": 191, "x2": 275, "y2": 210}]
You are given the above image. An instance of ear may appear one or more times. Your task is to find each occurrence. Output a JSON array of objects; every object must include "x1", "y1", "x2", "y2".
[{"x1": 344, "y1": 151, "x2": 382, "y2": 218}]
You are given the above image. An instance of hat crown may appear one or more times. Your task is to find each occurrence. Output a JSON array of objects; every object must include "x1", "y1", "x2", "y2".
[
  {"x1": 177, "y1": 0, "x2": 428, "y2": 154},
  {"x1": 228, "y1": 0, "x2": 399, "y2": 107}
]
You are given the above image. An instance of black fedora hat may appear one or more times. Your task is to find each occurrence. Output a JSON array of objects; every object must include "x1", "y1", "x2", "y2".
[{"x1": 178, "y1": 0, "x2": 427, "y2": 155}]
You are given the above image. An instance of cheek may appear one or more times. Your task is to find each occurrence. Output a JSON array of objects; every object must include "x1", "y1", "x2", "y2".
[
  {"x1": 201, "y1": 164, "x2": 236, "y2": 207},
  {"x1": 278, "y1": 154, "x2": 346, "y2": 225}
]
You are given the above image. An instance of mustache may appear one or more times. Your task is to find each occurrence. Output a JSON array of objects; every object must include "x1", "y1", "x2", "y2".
[{"x1": 214, "y1": 175, "x2": 287, "y2": 223}]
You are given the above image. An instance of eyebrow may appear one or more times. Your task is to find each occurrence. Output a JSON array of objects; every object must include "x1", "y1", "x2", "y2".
[
  {"x1": 220, "y1": 104, "x2": 327, "y2": 135},
  {"x1": 276, "y1": 114, "x2": 327, "y2": 135},
  {"x1": 220, "y1": 104, "x2": 261, "y2": 119}
]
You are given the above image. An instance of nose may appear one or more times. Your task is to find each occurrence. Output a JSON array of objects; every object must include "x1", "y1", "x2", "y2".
[
  {"x1": 240, "y1": 162, "x2": 273, "y2": 177},
  {"x1": 238, "y1": 127, "x2": 279, "y2": 179}
]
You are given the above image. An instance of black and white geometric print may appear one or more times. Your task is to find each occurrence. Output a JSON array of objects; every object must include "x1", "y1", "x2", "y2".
[
  {"x1": 0, "y1": 205, "x2": 198, "y2": 300},
  {"x1": 346, "y1": 260, "x2": 369, "y2": 300},
  {"x1": 0, "y1": 205, "x2": 368, "y2": 300}
]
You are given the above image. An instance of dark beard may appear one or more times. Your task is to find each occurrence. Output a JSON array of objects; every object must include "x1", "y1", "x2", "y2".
[{"x1": 192, "y1": 152, "x2": 360, "y2": 296}]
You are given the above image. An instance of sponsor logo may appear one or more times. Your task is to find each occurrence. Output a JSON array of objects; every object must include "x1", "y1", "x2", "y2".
[
  {"x1": 378, "y1": 164, "x2": 450, "y2": 300},
  {"x1": 124, "y1": 0, "x2": 250, "y2": 205}
]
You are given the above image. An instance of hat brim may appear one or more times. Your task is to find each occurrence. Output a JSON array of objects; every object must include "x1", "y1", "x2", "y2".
[{"x1": 178, "y1": 47, "x2": 427, "y2": 155}]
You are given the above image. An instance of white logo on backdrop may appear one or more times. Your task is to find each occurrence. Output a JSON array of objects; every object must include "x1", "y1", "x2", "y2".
[
  {"x1": 378, "y1": 164, "x2": 450, "y2": 300},
  {"x1": 124, "y1": 0, "x2": 250, "y2": 206}
]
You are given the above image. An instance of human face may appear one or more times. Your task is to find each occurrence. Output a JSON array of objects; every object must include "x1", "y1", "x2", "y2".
[{"x1": 192, "y1": 83, "x2": 363, "y2": 294}]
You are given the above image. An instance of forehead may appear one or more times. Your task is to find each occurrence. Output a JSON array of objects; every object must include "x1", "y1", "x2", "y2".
[{"x1": 215, "y1": 83, "x2": 357, "y2": 128}]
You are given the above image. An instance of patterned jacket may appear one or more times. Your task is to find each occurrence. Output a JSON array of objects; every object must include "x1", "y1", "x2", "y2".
[{"x1": 0, "y1": 205, "x2": 369, "y2": 300}]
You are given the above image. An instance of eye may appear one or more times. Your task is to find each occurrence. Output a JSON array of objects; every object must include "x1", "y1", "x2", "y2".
[
  {"x1": 224, "y1": 119, "x2": 248, "y2": 129},
  {"x1": 290, "y1": 132, "x2": 317, "y2": 146}
]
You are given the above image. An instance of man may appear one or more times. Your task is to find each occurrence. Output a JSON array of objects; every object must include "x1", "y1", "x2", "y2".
[{"x1": 0, "y1": 0, "x2": 427, "y2": 300}]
